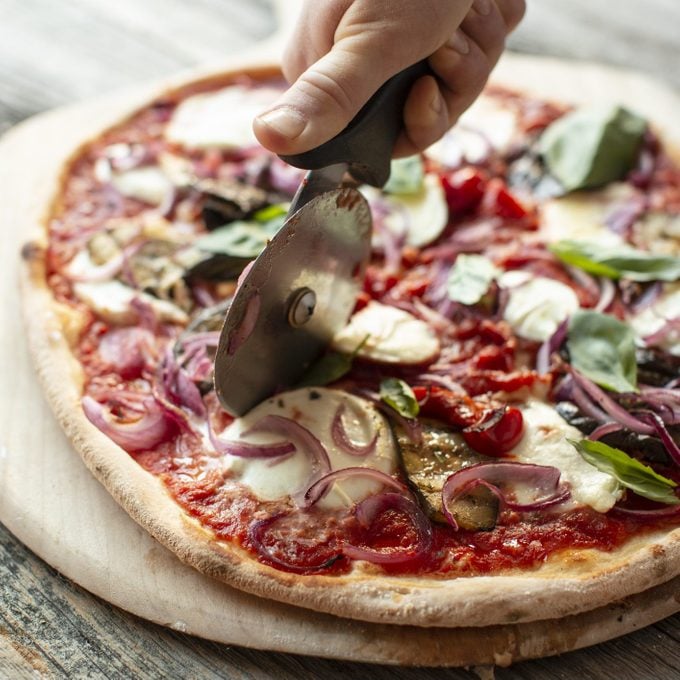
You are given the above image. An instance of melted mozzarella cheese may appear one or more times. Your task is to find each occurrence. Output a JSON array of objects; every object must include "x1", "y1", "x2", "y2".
[
  {"x1": 332, "y1": 301, "x2": 440, "y2": 364},
  {"x1": 220, "y1": 388, "x2": 397, "y2": 509},
  {"x1": 426, "y1": 94, "x2": 518, "y2": 166},
  {"x1": 165, "y1": 85, "x2": 280, "y2": 149},
  {"x1": 499, "y1": 274, "x2": 580, "y2": 342},
  {"x1": 511, "y1": 401, "x2": 622, "y2": 513},
  {"x1": 363, "y1": 174, "x2": 449, "y2": 248},
  {"x1": 628, "y1": 283, "x2": 680, "y2": 355},
  {"x1": 110, "y1": 166, "x2": 173, "y2": 206},
  {"x1": 73, "y1": 280, "x2": 187, "y2": 325},
  {"x1": 538, "y1": 183, "x2": 634, "y2": 246}
]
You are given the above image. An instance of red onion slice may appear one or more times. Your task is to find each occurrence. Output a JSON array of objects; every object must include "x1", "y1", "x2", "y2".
[
  {"x1": 441, "y1": 462, "x2": 571, "y2": 530},
  {"x1": 635, "y1": 411, "x2": 680, "y2": 466},
  {"x1": 208, "y1": 431, "x2": 295, "y2": 459},
  {"x1": 98, "y1": 327, "x2": 154, "y2": 380},
  {"x1": 535, "y1": 318, "x2": 568, "y2": 375},
  {"x1": 572, "y1": 371, "x2": 654, "y2": 435},
  {"x1": 343, "y1": 493, "x2": 433, "y2": 565},
  {"x1": 248, "y1": 514, "x2": 342, "y2": 574},
  {"x1": 82, "y1": 394, "x2": 173, "y2": 452},
  {"x1": 304, "y1": 467, "x2": 407, "y2": 507},
  {"x1": 644, "y1": 317, "x2": 680, "y2": 347},
  {"x1": 588, "y1": 422, "x2": 624, "y2": 441},
  {"x1": 331, "y1": 403, "x2": 379, "y2": 457},
  {"x1": 612, "y1": 504, "x2": 680, "y2": 519},
  {"x1": 594, "y1": 277, "x2": 616, "y2": 313}
]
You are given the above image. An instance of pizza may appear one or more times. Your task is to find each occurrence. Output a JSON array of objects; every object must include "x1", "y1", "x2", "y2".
[{"x1": 20, "y1": 64, "x2": 680, "y2": 628}]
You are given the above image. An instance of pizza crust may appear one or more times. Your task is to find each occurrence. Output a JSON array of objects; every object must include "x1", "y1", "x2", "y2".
[{"x1": 20, "y1": 63, "x2": 680, "y2": 628}]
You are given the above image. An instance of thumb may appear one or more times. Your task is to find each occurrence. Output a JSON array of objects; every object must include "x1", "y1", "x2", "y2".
[{"x1": 253, "y1": 41, "x2": 415, "y2": 156}]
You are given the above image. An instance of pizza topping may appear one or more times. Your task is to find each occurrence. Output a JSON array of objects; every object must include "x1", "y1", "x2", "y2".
[
  {"x1": 165, "y1": 85, "x2": 280, "y2": 150},
  {"x1": 441, "y1": 462, "x2": 570, "y2": 530},
  {"x1": 342, "y1": 492, "x2": 434, "y2": 565},
  {"x1": 628, "y1": 283, "x2": 680, "y2": 355},
  {"x1": 198, "y1": 178, "x2": 274, "y2": 228},
  {"x1": 383, "y1": 156, "x2": 425, "y2": 195},
  {"x1": 551, "y1": 240, "x2": 680, "y2": 282},
  {"x1": 332, "y1": 301, "x2": 440, "y2": 364},
  {"x1": 539, "y1": 105, "x2": 647, "y2": 192},
  {"x1": 98, "y1": 327, "x2": 155, "y2": 380},
  {"x1": 219, "y1": 389, "x2": 397, "y2": 509},
  {"x1": 571, "y1": 439, "x2": 679, "y2": 505},
  {"x1": 331, "y1": 402, "x2": 379, "y2": 456},
  {"x1": 567, "y1": 310, "x2": 638, "y2": 393},
  {"x1": 82, "y1": 394, "x2": 175, "y2": 452},
  {"x1": 379, "y1": 378, "x2": 419, "y2": 419},
  {"x1": 446, "y1": 254, "x2": 499, "y2": 305},
  {"x1": 209, "y1": 430, "x2": 295, "y2": 459},
  {"x1": 304, "y1": 467, "x2": 407, "y2": 507},
  {"x1": 73, "y1": 280, "x2": 188, "y2": 325},
  {"x1": 462, "y1": 406, "x2": 525, "y2": 457},
  {"x1": 500, "y1": 273, "x2": 580, "y2": 341},
  {"x1": 109, "y1": 166, "x2": 173, "y2": 206},
  {"x1": 510, "y1": 400, "x2": 623, "y2": 512}
]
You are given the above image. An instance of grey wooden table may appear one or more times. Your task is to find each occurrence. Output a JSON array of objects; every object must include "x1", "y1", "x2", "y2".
[{"x1": 1, "y1": 1, "x2": 679, "y2": 677}]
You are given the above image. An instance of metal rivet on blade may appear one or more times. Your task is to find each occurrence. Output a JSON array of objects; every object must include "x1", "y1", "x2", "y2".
[{"x1": 288, "y1": 287, "x2": 317, "y2": 327}]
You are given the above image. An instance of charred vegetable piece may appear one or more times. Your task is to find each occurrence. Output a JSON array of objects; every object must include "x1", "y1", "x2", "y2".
[
  {"x1": 180, "y1": 247, "x2": 250, "y2": 282},
  {"x1": 555, "y1": 401, "x2": 673, "y2": 464},
  {"x1": 183, "y1": 298, "x2": 232, "y2": 334},
  {"x1": 198, "y1": 178, "x2": 271, "y2": 229},
  {"x1": 636, "y1": 348, "x2": 680, "y2": 387},
  {"x1": 392, "y1": 420, "x2": 499, "y2": 530},
  {"x1": 128, "y1": 239, "x2": 193, "y2": 311}
]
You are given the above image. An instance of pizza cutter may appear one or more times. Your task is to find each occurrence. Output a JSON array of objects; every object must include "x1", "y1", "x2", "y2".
[{"x1": 214, "y1": 61, "x2": 431, "y2": 416}]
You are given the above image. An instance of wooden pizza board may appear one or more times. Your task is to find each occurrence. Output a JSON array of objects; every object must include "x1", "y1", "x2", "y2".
[{"x1": 1, "y1": 19, "x2": 679, "y2": 666}]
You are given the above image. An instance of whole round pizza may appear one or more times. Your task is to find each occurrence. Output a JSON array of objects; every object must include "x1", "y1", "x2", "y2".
[{"x1": 21, "y1": 65, "x2": 680, "y2": 627}]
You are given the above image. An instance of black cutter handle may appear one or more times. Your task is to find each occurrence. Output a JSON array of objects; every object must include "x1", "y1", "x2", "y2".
[{"x1": 279, "y1": 60, "x2": 433, "y2": 188}]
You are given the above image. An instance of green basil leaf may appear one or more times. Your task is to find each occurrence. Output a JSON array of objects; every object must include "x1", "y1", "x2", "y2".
[
  {"x1": 447, "y1": 254, "x2": 499, "y2": 305},
  {"x1": 539, "y1": 105, "x2": 646, "y2": 192},
  {"x1": 383, "y1": 156, "x2": 425, "y2": 195},
  {"x1": 550, "y1": 240, "x2": 680, "y2": 282},
  {"x1": 567, "y1": 310, "x2": 638, "y2": 393},
  {"x1": 297, "y1": 335, "x2": 369, "y2": 387},
  {"x1": 194, "y1": 213, "x2": 285, "y2": 258},
  {"x1": 569, "y1": 439, "x2": 679, "y2": 505},
  {"x1": 253, "y1": 203, "x2": 288, "y2": 223},
  {"x1": 380, "y1": 378, "x2": 419, "y2": 419}
]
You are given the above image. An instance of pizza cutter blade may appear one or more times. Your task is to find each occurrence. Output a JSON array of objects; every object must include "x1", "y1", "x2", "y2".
[{"x1": 214, "y1": 60, "x2": 432, "y2": 416}]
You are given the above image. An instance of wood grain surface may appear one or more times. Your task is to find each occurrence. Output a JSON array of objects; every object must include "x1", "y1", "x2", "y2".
[{"x1": 1, "y1": 0, "x2": 679, "y2": 677}]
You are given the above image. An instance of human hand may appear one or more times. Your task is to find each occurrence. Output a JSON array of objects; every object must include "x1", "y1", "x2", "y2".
[{"x1": 254, "y1": 0, "x2": 525, "y2": 158}]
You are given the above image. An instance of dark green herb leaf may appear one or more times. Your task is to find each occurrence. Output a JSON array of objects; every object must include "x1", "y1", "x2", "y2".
[
  {"x1": 550, "y1": 240, "x2": 680, "y2": 282},
  {"x1": 447, "y1": 254, "x2": 499, "y2": 305},
  {"x1": 380, "y1": 378, "x2": 420, "y2": 419},
  {"x1": 539, "y1": 105, "x2": 646, "y2": 192},
  {"x1": 297, "y1": 335, "x2": 369, "y2": 387},
  {"x1": 194, "y1": 213, "x2": 286, "y2": 258},
  {"x1": 567, "y1": 310, "x2": 638, "y2": 392},
  {"x1": 384, "y1": 156, "x2": 424, "y2": 195},
  {"x1": 570, "y1": 439, "x2": 679, "y2": 505}
]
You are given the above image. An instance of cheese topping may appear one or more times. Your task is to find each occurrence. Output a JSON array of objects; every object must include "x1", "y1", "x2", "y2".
[
  {"x1": 221, "y1": 388, "x2": 397, "y2": 509},
  {"x1": 110, "y1": 166, "x2": 173, "y2": 206},
  {"x1": 332, "y1": 301, "x2": 440, "y2": 364},
  {"x1": 538, "y1": 183, "x2": 634, "y2": 246},
  {"x1": 499, "y1": 274, "x2": 580, "y2": 341},
  {"x1": 510, "y1": 401, "x2": 622, "y2": 513},
  {"x1": 73, "y1": 280, "x2": 188, "y2": 325},
  {"x1": 628, "y1": 283, "x2": 680, "y2": 355},
  {"x1": 165, "y1": 85, "x2": 280, "y2": 150},
  {"x1": 363, "y1": 173, "x2": 449, "y2": 248}
]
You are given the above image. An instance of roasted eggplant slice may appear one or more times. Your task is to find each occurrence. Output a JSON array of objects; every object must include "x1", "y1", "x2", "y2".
[
  {"x1": 392, "y1": 420, "x2": 499, "y2": 530},
  {"x1": 198, "y1": 178, "x2": 271, "y2": 229}
]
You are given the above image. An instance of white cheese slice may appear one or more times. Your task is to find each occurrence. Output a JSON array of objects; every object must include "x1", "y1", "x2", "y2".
[
  {"x1": 628, "y1": 283, "x2": 680, "y2": 355},
  {"x1": 165, "y1": 85, "x2": 280, "y2": 150},
  {"x1": 363, "y1": 174, "x2": 448, "y2": 249},
  {"x1": 220, "y1": 388, "x2": 397, "y2": 509},
  {"x1": 110, "y1": 166, "x2": 173, "y2": 206},
  {"x1": 73, "y1": 280, "x2": 188, "y2": 325},
  {"x1": 426, "y1": 94, "x2": 518, "y2": 166},
  {"x1": 510, "y1": 400, "x2": 622, "y2": 513},
  {"x1": 538, "y1": 183, "x2": 634, "y2": 246},
  {"x1": 332, "y1": 301, "x2": 440, "y2": 364},
  {"x1": 500, "y1": 274, "x2": 580, "y2": 342}
]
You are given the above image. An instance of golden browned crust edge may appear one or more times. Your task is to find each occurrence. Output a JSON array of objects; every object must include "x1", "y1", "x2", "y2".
[{"x1": 19, "y1": 63, "x2": 680, "y2": 628}]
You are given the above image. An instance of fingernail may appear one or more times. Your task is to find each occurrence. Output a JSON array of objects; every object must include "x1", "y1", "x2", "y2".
[
  {"x1": 473, "y1": 0, "x2": 492, "y2": 16},
  {"x1": 256, "y1": 107, "x2": 307, "y2": 140},
  {"x1": 446, "y1": 30, "x2": 470, "y2": 55}
]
